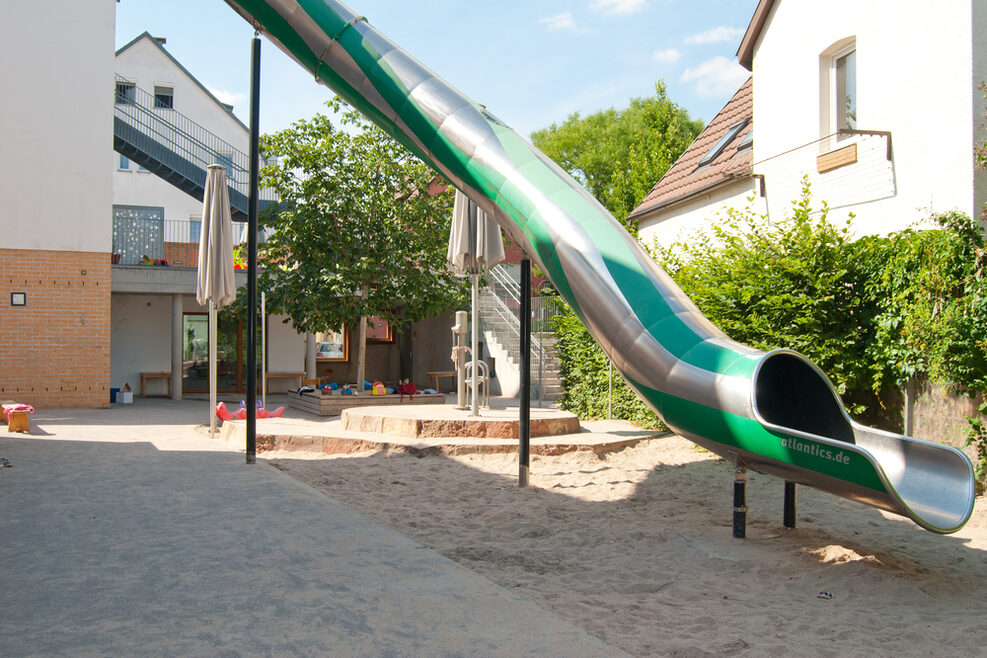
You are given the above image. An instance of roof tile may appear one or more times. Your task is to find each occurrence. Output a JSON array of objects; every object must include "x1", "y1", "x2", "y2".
[{"x1": 629, "y1": 77, "x2": 753, "y2": 221}]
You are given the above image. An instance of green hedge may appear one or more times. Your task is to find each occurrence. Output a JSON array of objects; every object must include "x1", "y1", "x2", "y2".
[{"x1": 551, "y1": 180, "x2": 987, "y2": 470}]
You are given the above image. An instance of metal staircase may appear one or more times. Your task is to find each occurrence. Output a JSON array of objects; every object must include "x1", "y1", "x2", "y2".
[
  {"x1": 478, "y1": 264, "x2": 565, "y2": 402},
  {"x1": 113, "y1": 76, "x2": 276, "y2": 219}
]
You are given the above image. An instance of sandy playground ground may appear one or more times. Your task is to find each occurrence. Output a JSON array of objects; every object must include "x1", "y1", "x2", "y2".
[{"x1": 266, "y1": 434, "x2": 987, "y2": 657}]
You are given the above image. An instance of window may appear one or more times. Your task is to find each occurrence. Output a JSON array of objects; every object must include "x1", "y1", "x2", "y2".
[
  {"x1": 153, "y1": 85, "x2": 174, "y2": 109},
  {"x1": 821, "y1": 38, "x2": 856, "y2": 144},
  {"x1": 189, "y1": 217, "x2": 201, "y2": 244},
  {"x1": 115, "y1": 81, "x2": 135, "y2": 104},
  {"x1": 119, "y1": 154, "x2": 130, "y2": 171},
  {"x1": 316, "y1": 328, "x2": 348, "y2": 361},
  {"x1": 835, "y1": 49, "x2": 856, "y2": 132},
  {"x1": 214, "y1": 151, "x2": 234, "y2": 181},
  {"x1": 736, "y1": 130, "x2": 752, "y2": 151},
  {"x1": 366, "y1": 316, "x2": 394, "y2": 343},
  {"x1": 697, "y1": 118, "x2": 749, "y2": 167}
]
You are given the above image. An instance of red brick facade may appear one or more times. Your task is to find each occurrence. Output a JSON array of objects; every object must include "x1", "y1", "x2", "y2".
[
  {"x1": 0, "y1": 248, "x2": 111, "y2": 408},
  {"x1": 163, "y1": 241, "x2": 198, "y2": 268}
]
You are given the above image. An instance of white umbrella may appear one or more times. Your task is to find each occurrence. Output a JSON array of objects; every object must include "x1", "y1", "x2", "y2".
[
  {"x1": 447, "y1": 190, "x2": 505, "y2": 416},
  {"x1": 197, "y1": 164, "x2": 237, "y2": 437}
]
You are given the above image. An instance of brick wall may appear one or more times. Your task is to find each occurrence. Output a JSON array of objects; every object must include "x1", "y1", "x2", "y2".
[
  {"x1": 163, "y1": 241, "x2": 198, "y2": 268},
  {"x1": 0, "y1": 248, "x2": 111, "y2": 408}
]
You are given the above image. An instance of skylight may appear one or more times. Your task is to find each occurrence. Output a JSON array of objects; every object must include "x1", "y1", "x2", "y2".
[{"x1": 697, "y1": 118, "x2": 750, "y2": 167}]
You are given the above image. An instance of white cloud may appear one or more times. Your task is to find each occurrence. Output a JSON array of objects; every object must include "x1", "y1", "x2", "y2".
[
  {"x1": 210, "y1": 87, "x2": 247, "y2": 107},
  {"x1": 539, "y1": 11, "x2": 584, "y2": 32},
  {"x1": 684, "y1": 26, "x2": 745, "y2": 45},
  {"x1": 651, "y1": 48, "x2": 680, "y2": 64},
  {"x1": 681, "y1": 56, "x2": 750, "y2": 97},
  {"x1": 589, "y1": 0, "x2": 648, "y2": 16}
]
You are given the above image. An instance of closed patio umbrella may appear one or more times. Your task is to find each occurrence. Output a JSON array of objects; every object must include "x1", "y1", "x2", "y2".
[
  {"x1": 197, "y1": 164, "x2": 237, "y2": 437},
  {"x1": 447, "y1": 190, "x2": 505, "y2": 416}
]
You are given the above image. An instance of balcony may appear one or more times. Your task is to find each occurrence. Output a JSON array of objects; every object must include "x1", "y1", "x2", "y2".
[{"x1": 112, "y1": 215, "x2": 249, "y2": 267}]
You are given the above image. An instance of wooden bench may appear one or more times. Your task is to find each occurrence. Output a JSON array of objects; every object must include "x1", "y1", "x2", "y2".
[
  {"x1": 427, "y1": 371, "x2": 457, "y2": 392},
  {"x1": 265, "y1": 372, "x2": 306, "y2": 391},
  {"x1": 140, "y1": 372, "x2": 171, "y2": 397}
]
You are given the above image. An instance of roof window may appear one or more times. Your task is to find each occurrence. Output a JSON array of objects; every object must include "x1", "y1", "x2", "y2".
[{"x1": 697, "y1": 118, "x2": 749, "y2": 167}]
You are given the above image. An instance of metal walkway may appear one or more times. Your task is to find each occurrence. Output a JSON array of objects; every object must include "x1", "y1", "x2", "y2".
[{"x1": 112, "y1": 77, "x2": 276, "y2": 219}]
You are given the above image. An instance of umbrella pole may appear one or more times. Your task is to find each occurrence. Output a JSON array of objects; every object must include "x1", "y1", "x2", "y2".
[
  {"x1": 261, "y1": 291, "x2": 267, "y2": 409},
  {"x1": 209, "y1": 300, "x2": 217, "y2": 438},
  {"x1": 471, "y1": 273, "x2": 479, "y2": 416}
]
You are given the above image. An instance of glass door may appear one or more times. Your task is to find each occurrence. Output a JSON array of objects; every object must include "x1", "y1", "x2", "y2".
[{"x1": 182, "y1": 312, "x2": 242, "y2": 393}]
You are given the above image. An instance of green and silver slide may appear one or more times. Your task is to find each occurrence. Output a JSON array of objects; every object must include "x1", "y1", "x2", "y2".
[{"x1": 224, "y1": 0, "x2": 975, "y2": 533}]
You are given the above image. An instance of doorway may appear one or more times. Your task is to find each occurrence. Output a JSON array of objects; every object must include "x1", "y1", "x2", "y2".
[{"x1": 182, "y1": 311, "x2": 262, "y2": 393}]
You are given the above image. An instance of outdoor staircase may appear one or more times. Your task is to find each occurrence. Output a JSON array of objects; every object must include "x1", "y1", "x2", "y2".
[
  {"x1": 112, "y1": 76, "x2": 276, "y2": 220},
  {"x1": 477, "y1": 264, "x2": 565, "y2": 402}
]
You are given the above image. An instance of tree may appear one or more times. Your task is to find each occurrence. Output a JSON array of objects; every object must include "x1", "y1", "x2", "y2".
[
  {"x1": 530, "y1": 80, "x2": 703, "y2": 230},
  {"x1": 257, "y1": 99, "x2": 465, "y2": 373}
]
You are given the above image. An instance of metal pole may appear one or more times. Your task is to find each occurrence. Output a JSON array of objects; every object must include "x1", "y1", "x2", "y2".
[
  {"x1": 209, "y1": 300, "x2": 217, "y2": 438},
  {"x1": 471, "y1": 274, "x2": 479, "y2": 416},
  {"x1": 733, "y1": 465, "x2": 747, "y2": 538},
  {"x1": 783, "y1": 481, "x2": 797, "y2": 529},
  {"x1": 261, "y1": 291, "x2": 267, "y2": 409},
  {"x1": 537, "y1": 305, "x2": 544, "y2": 409},
  {"x1": 245, "y1": 35, "x2": 261, "y2": 464},
  {"x1": 519, "y1": 259, "x2": 531, "y2": 487},
  {"x1": 608, "y1": 360, "x2": 613, "y2": 419}
]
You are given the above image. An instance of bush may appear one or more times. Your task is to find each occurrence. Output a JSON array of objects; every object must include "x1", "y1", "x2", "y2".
[{"x1": 551, "y1": 179, "x2": 987, "y2": 474}]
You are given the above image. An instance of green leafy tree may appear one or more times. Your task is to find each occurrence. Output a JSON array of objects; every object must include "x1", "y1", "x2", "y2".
[
  {"x1": 530, "y1": 80, "x2": 703, "y2": 230},
  {"x1": 257, "y1": 99, "x2": 464, "y2": 339}
]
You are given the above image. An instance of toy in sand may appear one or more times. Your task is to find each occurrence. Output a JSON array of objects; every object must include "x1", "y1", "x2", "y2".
[{"x1": 216, "y1": 401, "x2": 285, "y2": 421}]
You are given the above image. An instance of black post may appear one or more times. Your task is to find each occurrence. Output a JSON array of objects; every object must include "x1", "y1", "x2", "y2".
[
  {"x1": 246, "y1": 36, "x2": 261, "y2": 464},
  {"x1": 783, "y1": 481, "x2": 797, "y2": 529},
  {"x1": 733, "y1": 466, "x2": 746, "y2": 538},
  {"x1": 519, "y1": 259, "x2": 531, "y2": 487}
]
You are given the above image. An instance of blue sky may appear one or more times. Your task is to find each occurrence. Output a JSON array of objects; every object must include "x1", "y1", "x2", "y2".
[{"x1": 116, "y1": 0, "x2": 757, "y2": 137}]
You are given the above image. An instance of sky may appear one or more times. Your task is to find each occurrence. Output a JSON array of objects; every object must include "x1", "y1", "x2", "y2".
[{"x1": 115, "y1": 0, "x2": 758, "y2": 138}]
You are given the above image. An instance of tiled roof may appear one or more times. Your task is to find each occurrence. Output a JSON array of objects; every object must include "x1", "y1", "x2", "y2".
[{"x1": 627, "y1": 77, "x2": 753, "y2": 222}]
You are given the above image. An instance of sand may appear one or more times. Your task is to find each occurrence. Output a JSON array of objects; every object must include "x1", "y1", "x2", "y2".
[{"x1": 265, "y1": 435, "x2": 987, "y2": 657}]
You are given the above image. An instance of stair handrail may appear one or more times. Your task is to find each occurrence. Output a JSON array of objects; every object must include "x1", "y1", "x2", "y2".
[
  {"x1": 113, "y1": 75, "x2": 276, "y2": 202},
  {"x1": 478, "y1": 266, "x2": 547, "y2": 369}
]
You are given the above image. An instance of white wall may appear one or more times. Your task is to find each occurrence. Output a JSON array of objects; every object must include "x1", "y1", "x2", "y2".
[
  {"x1": 267, "y1": 314, "x2": 306, "y2": 373},
  {"x1": 637, "y1": 181, "x2": 758, "y2": 249},
  {"x1": 973, "y1": 1, "x2": 987, "y2": 220},
  {"x1": 752, "y1": 0, "x2": 975, "y2": 234},
  {"x1": 113, "y1": 36, "x2": 251, "y2": 225},
  {"x1": 111, "y1": 294, "x2": 173, "y2": 390},
  {"x1": 0, "y1": 0, "x2": 115, "y2": 252}
]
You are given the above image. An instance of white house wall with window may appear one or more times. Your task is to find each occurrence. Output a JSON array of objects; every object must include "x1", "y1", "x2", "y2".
[
  {"x1": 113, "y1": 33, "x2": 253, "y2": 245},
  {"x1": 110, "y1": 31, "x2": 307, "y2": 395},
  {"x1": 738, "y1": 0, "x2": 987, "y2": 235}
]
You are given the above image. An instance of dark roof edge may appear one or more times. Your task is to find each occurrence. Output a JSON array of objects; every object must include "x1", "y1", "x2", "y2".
[
  {"x1": 116, "y1": 32, "x2": 250, "y2": 134},
  {"x1": 736, "y1": 0, "x2": 776, "y2": 71},
  {"x1": 629, "y1": 171, "x2": 753, "y2": 222}
]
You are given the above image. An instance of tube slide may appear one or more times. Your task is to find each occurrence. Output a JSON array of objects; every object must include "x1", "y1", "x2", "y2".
[{"x1": 224, "y1": 0, "x2": 975, "y2": 533}]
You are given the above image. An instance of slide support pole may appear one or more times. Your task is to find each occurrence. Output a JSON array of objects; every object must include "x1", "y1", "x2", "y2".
[
  {"x1": 784, "y1": 481, "x2": 798, "y2": 529},
  {"x1": 733, "y1": 465, "x2": 747, "y2": 539}
]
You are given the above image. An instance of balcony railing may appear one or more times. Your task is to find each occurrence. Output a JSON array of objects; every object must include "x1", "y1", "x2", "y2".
[{"x1": 112, "y1": 216, "x2": 247, "y2": 267}]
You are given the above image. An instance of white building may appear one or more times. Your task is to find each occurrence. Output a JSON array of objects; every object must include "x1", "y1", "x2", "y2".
[
  {"x1": 110, "y1": 32, "x2": 308, "y2": 398},
  {"x1": 633, "y1": 78, "x2": 758, "y2": 247},
  {"x1": 638, "y1": 0, "x2": 987, "y2": 245},
  {"x1": 0, "y1": 1, "x2": 116, "y2": 408}
]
